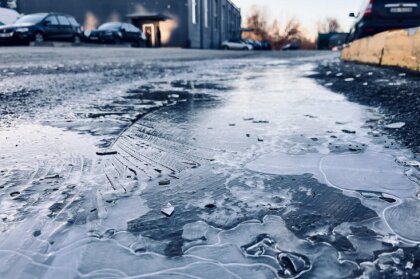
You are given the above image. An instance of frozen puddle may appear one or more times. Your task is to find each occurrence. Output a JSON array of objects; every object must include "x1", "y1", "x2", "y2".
[
  {"x1": 246, "y1": 151, "x2": 418, "y2": 197},
  {"x1": 247, "y1": 151, "x2": 420, "y2": 242},
  {"x1": 384, "y1": 199, "x2": 420, "y2": 242},
  {"x1": 321, "y1": 152, "x2": 417, "y2": 197},
  {"x1": 1, "y1": 56, "x2": 420, "y2": 277}
]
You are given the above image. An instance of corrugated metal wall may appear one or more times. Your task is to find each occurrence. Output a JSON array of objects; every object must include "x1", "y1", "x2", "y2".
[{"x1": 188, "y1": 0, "x2": 241, "y2": 49}]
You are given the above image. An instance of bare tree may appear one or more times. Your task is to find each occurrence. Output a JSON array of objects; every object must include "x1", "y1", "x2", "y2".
[
  {"x1": 317, "y1": 17, "x2": 342, "y2": 33},
  {"x1": 269, "y1": 18, "x2": 302, "y2": 49},
  {"x1": 244, "y1": 6, "x2": 317, "y2": 50},
  {"x1": 245, "y1": 6, "x2": 269, "y2": 41},
  {"x1": 282, "y1": 18, "x2": 301, "y2": 42}
]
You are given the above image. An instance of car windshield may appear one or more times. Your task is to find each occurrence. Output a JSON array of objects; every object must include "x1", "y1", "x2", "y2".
[
  {"x1": 98, "y1": 23, "x2": 121, "y2": 31},
  {"x1": 15, "y1": 14, "x2": 46, "y2": 25}
]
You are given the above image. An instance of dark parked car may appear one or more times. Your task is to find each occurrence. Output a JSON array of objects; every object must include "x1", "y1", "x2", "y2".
[
  {"x1": 282, "y1": 42, "x2": 300, "y2": 51},
  {"x1": 348, "y1": 0, "x2": 420, "y2": 42},
  {"x1": 261, "y1": 40, "x2": 272, "y2": 50},
  {"x1": 0, "y1": 13, "x2": 83, "y2": 45},
  {"x1": 329, "y1": 33, "x2": 348, "y2": 49},
  {"x1": 85, "y1": 22, "x2": 146, "y2": 47},
  {"x1": 244, "y1": 39, "x2": 263, "y2": 50}
]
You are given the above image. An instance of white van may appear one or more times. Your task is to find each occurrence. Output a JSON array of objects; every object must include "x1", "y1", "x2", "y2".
[{"x1": 0, "y1": 7, "x2": 19, "y2": 26}]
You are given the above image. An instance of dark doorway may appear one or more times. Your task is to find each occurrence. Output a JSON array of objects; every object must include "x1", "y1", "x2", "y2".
[{"x1": 126, "y1": 13, "x2": 169, "y2": 47}]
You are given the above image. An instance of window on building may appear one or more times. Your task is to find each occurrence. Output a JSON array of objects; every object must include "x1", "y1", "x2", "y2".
[
  {"x1": 192, "y1": 0, "x2": 197, "y2": 24},
  {"x1": 204, "y1": 0, "x2": 208, "y2": 28}
]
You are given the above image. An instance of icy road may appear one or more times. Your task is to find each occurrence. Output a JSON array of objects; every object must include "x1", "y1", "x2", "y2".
[{"x1": 0, "y1": 48, "x2": 419, "y2": 278}]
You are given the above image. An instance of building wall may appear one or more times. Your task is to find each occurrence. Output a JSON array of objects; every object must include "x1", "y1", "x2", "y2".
[
  {"x1": 187, "y1": 0, "x2": 240, "y2": 49},
  {"x1": 188, "y1": 0, "x2": 201, "y2": 48},
  {"x1": 188, "y1": 0, "x2": 213, "y2": 49},
  {"x1": 220, "y1": 0, "x2": 241, "y2": 42},
  {"x1": 200, "y1": 0, "x2": 210, "y2": 49},
  {"x1": 211, "y1": 0, "x2": 220, "y2": 48},
  {"x1": 17, "y1": 0, "x2": 128, "y2": 27}
]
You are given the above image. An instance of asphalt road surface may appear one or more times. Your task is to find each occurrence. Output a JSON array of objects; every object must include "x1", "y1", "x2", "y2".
[{"x1": 0, "y1": 47, "x2": 419, "y2": 278}]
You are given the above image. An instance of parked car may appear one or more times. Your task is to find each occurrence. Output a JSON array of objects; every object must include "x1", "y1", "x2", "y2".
[
  {"x1": 221, "y1": 40, "x2": 253, "y2": 50},
  {"x1": 244, "y1": 39, "x2": 263, "y2": 50},
  {"x1": 0, "y1": 12, "x2": 83, "y2": 45},
  {"x1": 329, "y1": 33, "x2": 348, "y2": 50},
  {"x1": 261, "y1": 40, "x2": 272, "y2": 50},
  {"x1": 85, "y1": 22, "x2": 146, "y2": 47},
  {"x1": 348, "y1": 0, "x2": 420, "y2": 42},
  {"x1": 282, "y1": 42, "x2": 300, "y2": 51}
]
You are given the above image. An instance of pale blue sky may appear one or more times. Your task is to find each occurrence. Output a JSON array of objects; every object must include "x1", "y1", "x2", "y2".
[{"x1": 232, "y1": 0, "x2": 364, "y2": 37}]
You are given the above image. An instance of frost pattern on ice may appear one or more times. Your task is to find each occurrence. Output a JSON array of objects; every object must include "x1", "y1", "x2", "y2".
[
  {"x1": 320, "y1": 152, "x2": 417, "y2": 196},
  {"x1": 247, "y1": 151, "x2": 420, "y2": 243},
  {"x1": 385, "y1": 199, "x2": 420, "y2": 242}
]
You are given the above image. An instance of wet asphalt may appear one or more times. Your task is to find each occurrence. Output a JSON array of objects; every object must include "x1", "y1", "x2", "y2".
[
  {"x1": 0, "y1": 47, "x2": 419, "y2": 278},
  {"x1": 313, "y1": 59, "x2": 420, "y2": 155}
]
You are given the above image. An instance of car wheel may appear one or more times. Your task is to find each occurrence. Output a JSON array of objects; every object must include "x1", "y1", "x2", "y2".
[
  {"x1": 114, "y1": 36, "x2": 121, "y2": 45},
  {"x1": 73, "y1": 35, "x2": 81, "y2": 45},
  {"x1": 34, "y1": 32, "x2": 44, "y2": 44},
  {"x1": 223, "y1": 46, "x2": 229, "y2": 50}
]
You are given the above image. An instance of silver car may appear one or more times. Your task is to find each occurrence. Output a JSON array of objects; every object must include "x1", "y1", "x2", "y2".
[{"x1": 221, "y1": 40, "x2": 253, "y2": 50}]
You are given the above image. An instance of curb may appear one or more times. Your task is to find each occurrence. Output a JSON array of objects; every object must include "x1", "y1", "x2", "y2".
[{"x1": 341, "y1": 27, "x2": 420, "y2": 71}]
